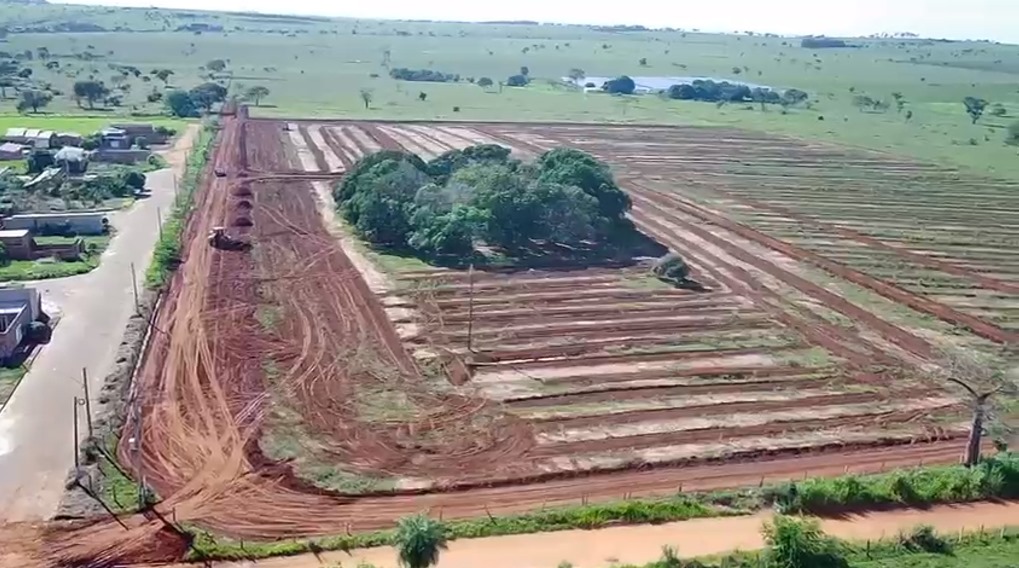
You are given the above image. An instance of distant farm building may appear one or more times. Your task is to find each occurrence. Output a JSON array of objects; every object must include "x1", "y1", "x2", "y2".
[
  {"x1": 3, "y1": 211, "x2": 109, "y2": 236},
  {"x1": 0, "y1": 228, "x2": 86, "y2": 261},
  {"x1": 110, "y1": 123, "x2": 167, "y2": 145},
  {"x1": 100, "y1": 127, "x2": 131, "y2": 149},
  {"x1": 54, "y1": 132, "x2": 84, "y2": 147}
]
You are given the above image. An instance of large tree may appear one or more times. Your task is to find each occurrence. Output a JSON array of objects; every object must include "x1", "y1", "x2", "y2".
[
  {"x1": 73, "y1": 80, "x2": 109, "y2": 109},
  {"x1": 206, "y1": 59, "x2": 227, "y2": 73},
  {"x1": 964, "y1": 96, "x2": 989, "y2": 124},
  {"x1": 165, "y1": 89, "x2": 199, "y2": 117},
  {"x1": 17, "y1": 90, "x2": 52, "y2": 113},
  {"x1": 537, "y1": 147, "x2": 631, "y2": 221},
  {"x1": 188, "y1": 82, "x2": 228, "y2": 111},
  {"x1": 245, "y1": 85, "x2": 270, "y2": 106}
]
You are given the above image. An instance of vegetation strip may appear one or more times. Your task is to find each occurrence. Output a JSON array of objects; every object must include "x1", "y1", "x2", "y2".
[
  {"x1": 185, "y1": 453, "x2": 1019, "y2": 561},
  {"x1": 144, "y1": 123, "x2": 216, "y2": 289}
]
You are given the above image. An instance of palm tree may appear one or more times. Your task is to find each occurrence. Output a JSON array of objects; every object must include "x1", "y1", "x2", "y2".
[{"x1": 394, "y1": 514, "x2": 448, "y2": 568}]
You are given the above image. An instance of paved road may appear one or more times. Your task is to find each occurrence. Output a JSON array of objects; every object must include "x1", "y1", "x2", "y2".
[{"x1": 0, "y1": 126, "x2": 198, "y2": 522}]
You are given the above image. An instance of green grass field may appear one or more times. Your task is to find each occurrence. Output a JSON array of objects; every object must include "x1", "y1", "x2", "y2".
[{"x1": 1, "y1": 4, "x2": 1018, "y2": 180}]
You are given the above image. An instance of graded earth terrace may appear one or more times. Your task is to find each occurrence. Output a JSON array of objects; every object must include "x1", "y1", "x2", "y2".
[{"x1": 50, "y1": 113, "x2": 1015, "y2": 565}]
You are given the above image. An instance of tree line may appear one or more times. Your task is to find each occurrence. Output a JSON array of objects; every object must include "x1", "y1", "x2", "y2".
[{"x1": 334, "y1": 144, "x2": 633, "y2": 260}]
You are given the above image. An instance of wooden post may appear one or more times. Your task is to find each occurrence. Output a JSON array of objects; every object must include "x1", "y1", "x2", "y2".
[
  {"x1": 156, "y1": 207, "x2": 163, "y2": 240},
  {"x1": 81, "y1": 367, "x2": 92, "y2": 438},
  {"x1": 130, "y1": 263, "x2": 140, "y2": 313},
  {"x1": 72, "y1": 397, "x2": 80, "y2": 470}
]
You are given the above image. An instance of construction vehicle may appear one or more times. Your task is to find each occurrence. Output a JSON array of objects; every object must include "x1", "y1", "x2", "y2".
[{"x1": 207, "y1": 226, "x2": 249, "y2": 250}]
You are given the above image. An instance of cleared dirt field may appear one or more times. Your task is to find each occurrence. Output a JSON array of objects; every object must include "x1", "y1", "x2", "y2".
[{"x1": 46, "y1": 117, "x2": 1009, "y2": 565}]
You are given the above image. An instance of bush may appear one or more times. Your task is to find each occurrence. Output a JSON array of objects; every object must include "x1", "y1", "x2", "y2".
[
  {"x1": 898, "y1": 525, "x2": 952, "y2": 554},
  {"x1": 477, "y1": 77, "x2": 494, "y2": 88},
  {"x1": 25, "y1": 320, "x2": 50, "y2": 343},
  {"x1": 506, "y1": 74, "x2": 529, "y2": 87},
  {"x1": 602, "y1": 75, "x2": 636, "y2": 94},
  {"x1": 763, "y1": 515, "x2": 848, "y2": 568},
  {"x1": 389, "y1": 68, "x2": 459, "y2": 82},
  {"x1": 652, "y1": 253, "x2": 690, "y2": 284}
]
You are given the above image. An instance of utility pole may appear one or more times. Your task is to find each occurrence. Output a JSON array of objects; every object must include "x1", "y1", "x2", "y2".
[
  {"x1": 72, "y1": 396, "x2": 80, "y2": 470},
  {"x1": 135, "y1": 400, "x2": 144, "y2": 510},
  {"x1": 81, "y1": 367, "x2": 92, "y2": 438},
  {"x1": 467, "y1": 263, "x2": 475, "y2": 353},
  {"x1": 130, "y1": 262, "x2": 140, "y2": 314}
]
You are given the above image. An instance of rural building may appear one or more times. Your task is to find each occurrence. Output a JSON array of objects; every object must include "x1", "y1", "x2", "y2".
[
  {"x1": 110, "y1": 123, "x2": 167, "y2": 145},
  {"x1": 93, "y1": 148, "x2": 151, "y2": 164},
  {"x1": 0, "y1": 286, "x2": 43, "y2": 363},
  {"x1": 3, "y1": 211, "x2": 109, "y2": 236},
  {"x1": 9, "y1": 129, "x2": 56, "y2": 149},
  {"x1": 0, "y1": 142, "x2": 25, "y2": 160},
  {"x1": 54, "y1": 147, "x2": 89, "y2": 174},
  {"x1": 54, "y1": 132, "x2": 84, "y2": 147},
  {"x1": 100, "y1": 127, "x2": 130, "y2": 149},
  {"x1": 0, "y1": 229, "x2": 33, "y2": 260}
]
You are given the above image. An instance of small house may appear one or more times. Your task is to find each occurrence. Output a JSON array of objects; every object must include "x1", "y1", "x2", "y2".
[
  {"x1": 54, "y1": 132, "x2": 84, "y2": 147},
  {"x1": 0, "y1": 142, "x2": 25, "y2": 161},
  {"x1": 0, "y1": 229, "x2": 33, "y2": 260},
  {"x1": 110, "y1": 123, "x2": 166, "y2": 145},
  {"x1": 100, "y1": 127, "x2": 130, "y2": 149},
  {"x1": 3, "y1": 128, "x2": 29, "y2": 145},
  {"x1": 0, "y1": 286, "x2": 43, "y2": 363},
  {"x1": 23, "y1": 129, "x2": 55, "y2": 149}
]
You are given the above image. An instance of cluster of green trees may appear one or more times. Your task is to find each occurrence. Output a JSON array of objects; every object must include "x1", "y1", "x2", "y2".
[
  {"x1": 389, "y1": 68, "x2": 460, "y2": 82},
  {"x1": 603, "y1": 75, "x2": 636, "y2": 94},
  {"x1": 165, "y1": 82, "x2": 228, "y2": 117},
  {"x1": 334, "y1": 145, "x2": 633, "y2": 260},
  {"x1": 667, "y1": 81, "x2": 808, "y2": 106}
]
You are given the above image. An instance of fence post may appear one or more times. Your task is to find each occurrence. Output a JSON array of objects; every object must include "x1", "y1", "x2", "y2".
[{"x1": 81, "y1": 367, "x2": 93, "y2": 438}]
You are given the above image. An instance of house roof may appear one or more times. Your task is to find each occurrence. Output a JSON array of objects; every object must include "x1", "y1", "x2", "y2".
[
  {"x1": 101, "y1": 127, "x2": 127, "y2": 136},
  {"x1": 0, "y1": 142, "x2": 24, "y2": 153},
  {"x1": 54, "y1": 147, "x2": 88, "y2": 161},
  {"x1": 0, "y1": 229, "x2": 30, "y2": 239},
  {"x1": 5, "y1": 128, "x2": 27, "y2": 138}
]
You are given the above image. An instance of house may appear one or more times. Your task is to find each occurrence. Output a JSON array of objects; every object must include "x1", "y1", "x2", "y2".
[
  {"x1": 3, "y1": 211, "x2": 110, "y2": 236},
  {"x1": 3, "y1": 128, "x2": 29, "y2": 145},
  {"x1": 0, "y1": 229, "x2": 33, "y2": 260},
  {"x1": 54, "y1": 147, "x2": 89, "y2": 174},
  {"x1": 110, "y1": 123, "x2": 167, "y2": 145},
  {"x1": 4, "y1": 129, "x2": 56, "y2": 149},
  {"x1": 99, "y1": 127, "x2": 130, "y2": 149},
  {"x1": 0, "y1": 286, "x2": 43, "y2": 363},
  {"x1": 54, "y1": 132, "x2": 84, "y2": 147},
  {"x1": 0, "y1": 142, "x2": 25, "y2": 161}
]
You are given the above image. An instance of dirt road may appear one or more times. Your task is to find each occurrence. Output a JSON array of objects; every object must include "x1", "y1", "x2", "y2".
[
  {"x1": 205, "y1": 501, "x2": 1019, "y2": 568},
  {"x1": 0, "y1": 125, "x2": 200, "y2": 522}
]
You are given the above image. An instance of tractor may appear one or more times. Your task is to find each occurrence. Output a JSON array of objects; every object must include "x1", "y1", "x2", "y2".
[{"x1": 207, "y1": 227, "x2": 249, "y2": 251}]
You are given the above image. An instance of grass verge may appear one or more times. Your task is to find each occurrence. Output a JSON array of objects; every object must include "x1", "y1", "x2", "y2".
[
  {"x1": 0, "y1": 364, "x2": 28, "y2": 408},
  {"x1": 185, "y1": 452, "x2": 1019, "y2": 562},
  {"x1": 144, "y1": 122, "x2": 216, "y2": 289}
]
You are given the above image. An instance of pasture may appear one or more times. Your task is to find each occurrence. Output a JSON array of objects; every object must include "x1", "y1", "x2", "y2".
[{"x1": 1, "y1": 5, "x2": 1018, "y2": 178}]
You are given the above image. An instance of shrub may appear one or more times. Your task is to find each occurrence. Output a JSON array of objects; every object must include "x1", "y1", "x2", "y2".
[
  {"x1": 477, "y1": 77, "x2": 494, "y2": 88},
  {"x1": 389, "y1": 68, "x2": 459, "y2": 82},
  {"x1": 506, "y1": 74, "x2": 529, "y2": 87},
  {"x1": 602, "y1": 75, "x2": 636, "y2": 94},
  {"x1": 898, "y1": 525, "x2": 952, "y2": 554},
  {"x1": 25, "y1": 320, "x2": 51, "y2": 343},
  {"x1": 652, "y1": 253, "x2": 691, "y2": 284},
  {"x1": 394, "y1": 514, "x2": 447, "y2": 568},
  {"x1": 763, "y1": 515, "x2": 847, "y2": 568}
]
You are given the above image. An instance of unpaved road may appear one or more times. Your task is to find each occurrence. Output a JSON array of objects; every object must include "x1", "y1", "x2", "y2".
[
  {"x1": 0, "y1": 125, "x2": 200, "y2": 522},
  {"x1": 203, "y1": 501, "x2": 1019, "y2": 568}
]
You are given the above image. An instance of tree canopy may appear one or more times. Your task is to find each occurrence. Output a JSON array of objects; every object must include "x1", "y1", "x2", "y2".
[
  {"x1": 389, "y1": 68, "x2": 459, "y2": 82},
  {"x1": 334, "y1": 144, "x2": 634, "y2": 261},
  {"x1": 506, "y1": 74, "x2": 529, "y2": 87},
  {"x1": 964, "y1": 96, "x2": 989, "y2": 124},
  {"x1": 165, "y1": 89, "x2": 199, "y2": 117},
  {"x1": 73, "y1": 80, "x2": 109, "y2": 109},
  {"x1": 602, "y1": 75, "x2": 636, "y2": 94}
]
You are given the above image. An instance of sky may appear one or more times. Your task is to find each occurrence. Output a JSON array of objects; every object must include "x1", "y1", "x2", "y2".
[{"x1": 54, "y1": 0, "x2": 1019, "y2": 43}]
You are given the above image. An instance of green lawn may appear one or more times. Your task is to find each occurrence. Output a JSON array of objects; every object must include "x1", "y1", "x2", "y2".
[
  {"x1": 0, "y1": 159, "x2": 27, "y2": 174},
  {"x1": 856, "y1": 538, "x2": 1019, "y2": 568},
  {"x1": 0, "y1": 365, "x2": 28, "y2": 409},
  {"x1": 0, "y1": 234, "x2": 111, "y2": 281}
]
